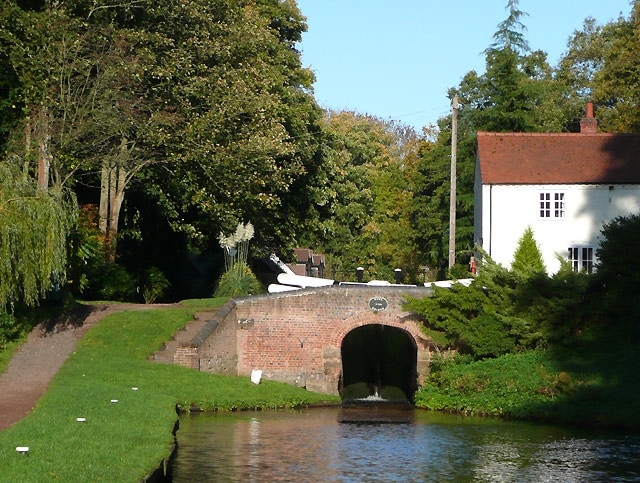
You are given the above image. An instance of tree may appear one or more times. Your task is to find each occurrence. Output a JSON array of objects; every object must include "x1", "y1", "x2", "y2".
[
  {"x1": 555, "y1": 15, "x2": 632, "y2": 133},
  {"x1": 0, "y1": 2, "x2": 77, "y2": 191},
  {"x1": 0, "y1": 51, "x2": 21, "y2": 151},
  {"x1": 592, "y1": 214, "x2": 640, "y2": 327},
  {"x1": 410, "y1": 107, "x2": 476, "y2": 279},
  {"x1": 118, "y1": 0, "x2": 322, "y2": 251},
  {"x1": 511, "y1": 226, "x2": 546, "y2": 276},
  {"x1": 592, "y1": 1, "x2": 640, "y2": 132},
  {"x1": 458, "y1": 0, "x2": 578, "y2": 133},
  {"x1": 554, "y1": 2, "x2": 640, "y2": 133},
  {"x1": 83, "y1": 24, "x2": 177, "y2": 260},
  {"x1": 2, "y1": 0, "x2": 323, "y2": 279},
  {"x1": 365, "y1": 121, "x2": 421, "y2": 280},
  {"x1": 295, "y1": 112, "x2": 420, "y2": 281},
  {"x1": 485, "y1": 0, "x2": 530, "y2": 55},
  {"x1": 295, "y1": 112, "x2": 379, "y2": 278},
  {"x1": 557, "y1": 17, "x2": 611, "y2": 99},
  {"x1": 0, "y1": 159, "x2": 76, "y2": 308},
  {"x1": 0, "y1": 1, "x2": 157, "y2": 259}
]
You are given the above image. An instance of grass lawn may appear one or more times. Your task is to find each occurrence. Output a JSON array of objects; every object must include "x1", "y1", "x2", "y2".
[{"x1": 0, "y1": 300, "x2": 339, "y2": 482}]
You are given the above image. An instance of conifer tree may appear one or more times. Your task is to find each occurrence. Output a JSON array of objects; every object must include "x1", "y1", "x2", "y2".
[
  {"x1": 511, "y1": 226, "x2": 546, "y2": 276},
  {"x1": 485, "y1": 0, "x2": 530, "y2": 54}
]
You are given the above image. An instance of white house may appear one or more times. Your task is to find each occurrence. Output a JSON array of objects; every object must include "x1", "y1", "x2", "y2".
[{"x1": 474, "y1": 104, "x2": 640, "y2": 273}]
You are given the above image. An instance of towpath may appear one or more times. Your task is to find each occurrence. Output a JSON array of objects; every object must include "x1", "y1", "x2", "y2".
[{"x1": 0, "y1": 303, "x2": 164, "y2": 431}]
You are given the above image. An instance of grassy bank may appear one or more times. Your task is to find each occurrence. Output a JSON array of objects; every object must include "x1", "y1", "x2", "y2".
[
  {"x1": 0, "y1": 300, "x2": 339, "y2": 482},
  {"x1": 415, "y1": 327, "x2": 640, "y2": 429}
]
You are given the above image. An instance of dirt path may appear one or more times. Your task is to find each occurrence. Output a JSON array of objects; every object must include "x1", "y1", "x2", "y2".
[{"x1": 0, "y1": 303, "x2": 163, "y2": 431}]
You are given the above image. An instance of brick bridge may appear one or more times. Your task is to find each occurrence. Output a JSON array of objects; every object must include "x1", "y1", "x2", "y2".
[{"x1": 175, "y1": 285, "x2": 435, "y2": 400}]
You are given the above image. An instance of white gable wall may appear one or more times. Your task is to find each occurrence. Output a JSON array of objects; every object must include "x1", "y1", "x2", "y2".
[{"x1": 478, "y1": 184, "x2": 640, "y2": 273}]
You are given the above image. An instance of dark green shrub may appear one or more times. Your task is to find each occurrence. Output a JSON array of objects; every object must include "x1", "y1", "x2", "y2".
[
  {"x1": 447, "y1": 262, "x2": 473, "y2": 280},
  {"x1": 91, "y1": 263, "x2": 137, "y2": 301},
  {"x1": 460, "y1": 313, "x2": 516, "y2": 358},
  {"x1": 140, "y1": 267, "x2": 170, "y2": 304},
  {"x1": 66, "y1": 204, "x2": 104, "y2": 296},
  {"x1": 405, "y1": 248, "x2": 590, "y2": 360},
  {"x1": 406, "y1": 256, "x2": 526, "y2": 358},
  {"x1": 592, "y1": 214, "x2": 640, "y2": 332},
  {"x1": 0, "y1": 309, "x2": 19, "y2": 346}
]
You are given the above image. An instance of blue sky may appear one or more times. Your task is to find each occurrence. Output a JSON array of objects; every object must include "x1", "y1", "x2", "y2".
[{"x1": 296, "y1": 0, "x2": 633, "y2": 131}]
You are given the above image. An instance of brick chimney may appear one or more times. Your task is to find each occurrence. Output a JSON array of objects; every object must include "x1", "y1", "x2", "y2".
[{"x1": 580, "y1": 101, "x2": 597, "y2": 133}]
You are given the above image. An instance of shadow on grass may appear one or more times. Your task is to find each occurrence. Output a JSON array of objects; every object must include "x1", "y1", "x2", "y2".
[
  {"x1": 37, "y1": 303, "x2": 105, "y2": 335},
  {"x1": 525, "y1": 326, "x2": 640, "y2": 430}
]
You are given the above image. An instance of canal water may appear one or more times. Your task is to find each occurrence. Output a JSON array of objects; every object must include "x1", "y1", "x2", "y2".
[{"x1": 172, "y1": 406, "x2": 640, "y2": 482}]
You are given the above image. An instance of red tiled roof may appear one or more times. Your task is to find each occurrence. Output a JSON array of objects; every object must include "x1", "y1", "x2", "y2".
[{"x1": 477, "y1": 132, "x2": 640, "y2": 184}]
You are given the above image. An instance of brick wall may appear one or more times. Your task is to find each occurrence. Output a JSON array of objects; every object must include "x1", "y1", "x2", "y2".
[
  {"x1": 196, "y1": 285, "x2": 434, "y2": 395},
  {"x1": 174, "y1": 347, "x2": 199, "y2": 370},
  {"x1": 196, "y1": 301, "x2": 239, "y2": 376}
]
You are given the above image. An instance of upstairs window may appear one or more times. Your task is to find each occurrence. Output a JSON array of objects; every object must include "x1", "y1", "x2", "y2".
[
  {"x1": 568, "y1": 246, "x2": 594, "y2": 273},
  {"x1": 540, "y1": 192, "x2": 565, "y2": 218}
]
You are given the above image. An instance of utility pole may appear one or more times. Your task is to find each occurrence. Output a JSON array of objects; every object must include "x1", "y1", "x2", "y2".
[{"x1": 448, "y1": 96, "x2": 459, "y2": 270}]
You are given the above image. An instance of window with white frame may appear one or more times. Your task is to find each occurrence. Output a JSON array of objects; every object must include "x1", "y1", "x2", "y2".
[
  {"x1": 540, "y1": 192, "x2": 565, "y2": 218},
  {"x1": 568, "y1": 246, "x2": 594, "y2": 273}
]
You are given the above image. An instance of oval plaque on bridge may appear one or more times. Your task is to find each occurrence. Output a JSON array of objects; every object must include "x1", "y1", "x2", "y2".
[{"x1": 368, "y1": 297, "x2": 388, "y2": 312}]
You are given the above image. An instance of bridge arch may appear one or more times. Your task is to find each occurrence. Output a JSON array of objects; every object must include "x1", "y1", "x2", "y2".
[{"x1": 340, "y1": 323, "x2": 418, "y2": 402}]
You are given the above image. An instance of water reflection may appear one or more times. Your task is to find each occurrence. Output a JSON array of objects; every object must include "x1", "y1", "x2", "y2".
[
  {"x1": 172, "y1": 407, "x2": 640, "y2": 482},
  {"x1": 339, "y1": 402, "x2": 415, "y2": 424}
]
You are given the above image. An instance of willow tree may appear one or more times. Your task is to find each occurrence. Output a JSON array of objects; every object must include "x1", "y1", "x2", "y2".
[{"x1": 0, "y1": 160, "x2": 76, "y2": 308}]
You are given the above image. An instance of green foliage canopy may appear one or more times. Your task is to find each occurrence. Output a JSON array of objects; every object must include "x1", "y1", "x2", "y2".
[
  {"x1": 114, "y1": 0, "x2": 323, "y2": 257},
  {"x1": 592, "y1": 2, "x2": 640, "y2": 132},
  {"x1": 296, "y1": 112, "x2": 421, "y2": 281}
]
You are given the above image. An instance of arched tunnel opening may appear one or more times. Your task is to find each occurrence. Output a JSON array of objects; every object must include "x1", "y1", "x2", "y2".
[{"x1": 340, "y1": 324, "x2": 418, "y2": 403}]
